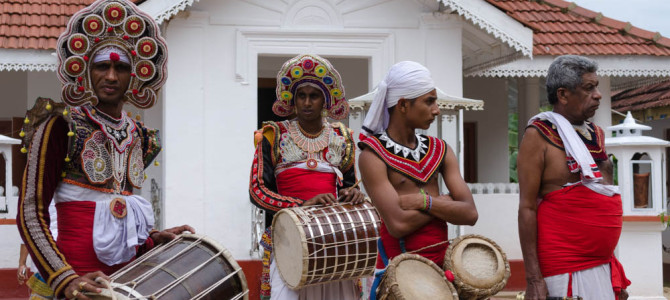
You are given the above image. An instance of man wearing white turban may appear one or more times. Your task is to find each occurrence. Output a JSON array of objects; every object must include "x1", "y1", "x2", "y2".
[{"x1": 358, "y1": 61, "x2": 478, "y2": 299}]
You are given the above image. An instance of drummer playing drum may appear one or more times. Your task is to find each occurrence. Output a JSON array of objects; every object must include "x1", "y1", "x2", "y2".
[
  {"x1": 16, "y1": 1, "x2": 194, "y2": 299},
  {"x1": 249, "y1": 54, "x2": 365, "y2": 300},
  {"x1": 358, "y1": 61, "x2": 478, "y2": 299}
]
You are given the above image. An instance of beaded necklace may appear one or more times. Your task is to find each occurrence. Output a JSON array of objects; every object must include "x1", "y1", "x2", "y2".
[{"x1": 288, "y1": 119, "x2": 331, "y2": 154}]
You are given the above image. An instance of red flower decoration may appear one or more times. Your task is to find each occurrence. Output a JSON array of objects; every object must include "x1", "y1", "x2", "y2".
[
  {"x1": 68, "y1": 61, "x2": 82, "y2": 74},
  {"x1": 109, "y1": 52, "x2": 120, "y2": 62},
  {"x1": 131, "y1": 50, "x2": 137, "y2": 56},
  {"x1": 139, "y1": 41, "x2": 154, "y2": 56},
  {"x1": 130, "y1": 73, "x2": 136, "y2": 77},
  {"x1": 87, "y1": 19, "x2": 101, "y2": 33},
  {"x1": 107, "y1": 27, "x2": 114, "y2": 33},
  {"x1": 123, "y1": 35, "x2": 129, "y2": 40},
  {"x1": 78, "y1": 86, "x2": 85, "y2": 92},
  {"x1": 83, "y1": 55, "x2": 89, "y2": 62},
  {"x1": 94, "y1": 37, "x2": 100, "y2": 43},
  {"x1": 132, "y1": 89, "x2": 139, "y2": 94},
  {"x1": 77, "y1": 76, "x2": 83, "y2": 82},
  {"x1": 70, "y1": 37, "x2": 86, "y2": 51}
]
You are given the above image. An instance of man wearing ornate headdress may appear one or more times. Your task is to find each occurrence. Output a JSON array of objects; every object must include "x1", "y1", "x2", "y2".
[
  {"x1": 357, "y1": 61, "x2": 478, "y2": 299},
  {"x1": 249, "y1": 54, "x2": 365, "y2": 300},
  {"x1": 16, "y1": 1, "x2": 193, "y2": 299}
]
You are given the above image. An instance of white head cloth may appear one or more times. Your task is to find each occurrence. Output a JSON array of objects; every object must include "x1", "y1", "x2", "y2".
[
  {"x1": 92, "y1": 46, "x2": 131, "y2": 64},
  {"x1": 362, "y1": 61, "x2": 435, "y2": 135}
]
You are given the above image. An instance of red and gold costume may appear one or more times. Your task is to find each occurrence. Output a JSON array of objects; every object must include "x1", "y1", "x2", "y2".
[
  {"x1": 358, "y1": 132, "x2": 448, "y2": 267},
  {"x1": 16, "y1": 0, "x2": 167, "y2": 297},
  {"x1": 248, "y1": 54, "x2": 358, "y2": 300}
]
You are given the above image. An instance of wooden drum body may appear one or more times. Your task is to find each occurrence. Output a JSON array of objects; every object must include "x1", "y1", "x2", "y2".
[
  {"x1": 377, "y1": 253, "x2": 458, "y2": 300},
  {"x1": 443, "y1": 234, "x2": 510, "y2": 300},
  {"x1": 272, "y1": 202, "x2": 381, "y2": 289},
  {"x1": 88, "y1": 234, "x2": 248, "y2": 300}
]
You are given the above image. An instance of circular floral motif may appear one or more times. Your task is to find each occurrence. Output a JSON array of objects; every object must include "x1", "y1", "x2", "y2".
[
  {"x1": 103, "y1": 3, "x2": 126, "y2": 26},
  {"x1": 330, "y1": 88, "x2": 342, "y2": 98},
  {"x1": 134, "y1": 60, "x2": 156, "y2": 81},
  {"x1": 281, "y1": 76, "x2": 292, "y2": 86},
  {"x1": 290, "y1": 66, "x2": 303, "y2": 79},
  {"x1": 280, "y1": 91, "x2": 293, "y2": 102},
  {"x1": 68, "y1": 34, "x2": 89, "y2": 55},
  {"x1": 124, "y1": 16, "x2": 145, "y2": 37},
  {"x1": 302, "y1": 59, "x2": 314, "y2": 70},
  {"x1": 314, "y1": 65, "x2": 327, "y2": 77},
  {"x1": 94, "y1": 157, "x2": 106, "y2": 172},
  {"x1": 135, "y1": 37, "x2": 157, "y2": 59},
  {"x1": 306, "y1": 158, "x2": 318, "y2": 169},
  {"x1": 83, "y1": 15, "x2": 105, "y2": 36},
  {"x1": 322, "y1": 76, "x2": 333, "y2": 85},
  {"x1": 63, "y1": 56, "x2": 86, "y2": 77}
]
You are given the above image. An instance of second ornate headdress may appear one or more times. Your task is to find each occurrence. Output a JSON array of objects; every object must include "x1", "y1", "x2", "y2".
[{"x1": 273, "y1": 54, "x2": 349, "y2": 120}]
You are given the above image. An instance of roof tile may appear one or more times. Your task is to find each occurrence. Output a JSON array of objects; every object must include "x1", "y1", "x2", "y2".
[
  {"x1": 485, "y1": 0, "x2": 670, "y2": 56},
  {"x1": 0, "y1": 0, "x2": 142, "y2": 50}
]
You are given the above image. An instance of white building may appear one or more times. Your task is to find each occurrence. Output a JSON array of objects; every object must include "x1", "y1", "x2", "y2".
[{"x1": 2, "y1": 0, "x2": 670, "y2": 297}]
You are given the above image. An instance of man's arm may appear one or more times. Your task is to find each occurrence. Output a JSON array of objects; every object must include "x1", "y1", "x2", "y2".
[
  {"x1": 359, "y1": 149, "x2": 432, "y2": 238},
  {"x1": 249, "y1": 137, "x2": 305, "y2": 211},
  {"x1": 517, "y1": 127, "x2": 548, "y2": 299},
  {"x1": 16, "y1": 116, "x2": 79, "y2": 297},
  {"x1": 17, "y1": 244, "x2": 29, "y2": 285},
  {"x1": 429, "y1": 144, "x2": 477, "y2": 225}
]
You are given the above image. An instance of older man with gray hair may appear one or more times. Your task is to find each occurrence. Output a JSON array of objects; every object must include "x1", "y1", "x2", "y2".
[{"x1": 518, "y1": 55, "x2": 630, "y2": 299}]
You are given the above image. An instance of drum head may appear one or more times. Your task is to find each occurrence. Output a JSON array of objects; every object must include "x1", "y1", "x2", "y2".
[
  {"x1": 272, "y1": 210, "x2": 307, "y2": 289},
  {"x1": 395, "y1": 259, "x2": 455, "y2": 300}
]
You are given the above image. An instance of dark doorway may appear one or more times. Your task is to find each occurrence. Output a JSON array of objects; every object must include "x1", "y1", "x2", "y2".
[
  {"x1": 463, "y1": 122, "x2": 477, "y2": 183},
  {"x1": 257, "y1": 78, "x2": 288, "y2": 129}
]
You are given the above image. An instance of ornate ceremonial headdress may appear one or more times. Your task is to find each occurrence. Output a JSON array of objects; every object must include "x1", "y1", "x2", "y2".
[
  {"x1": 274, "y1": 54, "x2": 349, "y2": 120},
  {"x1": 56, "y1": 0, "x2": 167, "y2": 109}
]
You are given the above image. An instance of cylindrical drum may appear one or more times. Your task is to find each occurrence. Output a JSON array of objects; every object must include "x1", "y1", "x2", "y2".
[
  {"x1": 377, "y1": 253, "x2": 458, "y2": 300},
  {"x1": 443, "y1": 234, "x2": 510, "y2": 300},
  {"x1": 86, "y1": 234, "x2": 248, "y2": 300},
  {"x1": 272, "y1": 202, "x2": 381, "y2": 289}
]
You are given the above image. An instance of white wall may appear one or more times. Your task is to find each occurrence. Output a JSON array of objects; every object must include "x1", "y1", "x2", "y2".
[
  {"x1": 162, "y1": 0, "x2": 468, "y2": 259},
  {"x1": 463, "y1": 77, "x2": 509, "y2": 183},
  {"x1": 463, "y1": 193, "x2": 522, "y2": 261}
]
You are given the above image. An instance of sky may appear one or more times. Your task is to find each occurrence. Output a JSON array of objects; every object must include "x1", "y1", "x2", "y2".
[{"x1": 574, "y1": 0, "x2": 670, "y2": 38}]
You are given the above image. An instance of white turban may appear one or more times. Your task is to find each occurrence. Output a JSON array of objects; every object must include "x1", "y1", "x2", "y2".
[
  {"x1": 362, "y1": 61, "x2": 435, "y2": 135},
  {"x1": 92, "y1": 46, "x2": 131, "y2": 64}
]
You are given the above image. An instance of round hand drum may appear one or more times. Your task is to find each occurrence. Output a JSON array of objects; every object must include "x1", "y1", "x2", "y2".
[
  {"x1": 377, "y1": 253, "x2": 458, "y2": 300},
  {"x1": 272, "y1": 202, "x2": 381, "y2": 289},
  {"x1": 86, "y1": 234, "x2": 248, "y2": 300},
  {"x1": 443, "y1": 234, "x2": 510, "y2": 300}
]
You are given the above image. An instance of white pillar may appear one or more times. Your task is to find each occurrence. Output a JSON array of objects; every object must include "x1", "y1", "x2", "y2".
[
  {"x1": 518, "y1": 77, "x2": 540, "y2": 145},
  {"x1": 618, "y1": 222, "x2": 666, "y2": 300},
  {"x1": 593, "y1": 76, "x2": 612, "y2": 137}
]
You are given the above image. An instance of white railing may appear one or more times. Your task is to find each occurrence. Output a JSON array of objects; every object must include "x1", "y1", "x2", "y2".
[{"x1": 467, "y1": 182, "x2": 519, "y2": 194}]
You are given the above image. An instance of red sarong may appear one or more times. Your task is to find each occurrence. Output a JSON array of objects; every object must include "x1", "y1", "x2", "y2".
[
  {"x1": 537, "y1": 184, "x2": 630, "y2": 295},
  {"x1": 376, "y1": 219, "x2": 448, "y2": 268},
  {"x1": 56, "y1": 202, "x2": 127, "y2": 275}
]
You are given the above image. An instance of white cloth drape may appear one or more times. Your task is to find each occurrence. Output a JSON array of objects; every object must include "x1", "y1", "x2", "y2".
[{"x1": 54, "y1": 183, "x2": 154, "y2": 266}]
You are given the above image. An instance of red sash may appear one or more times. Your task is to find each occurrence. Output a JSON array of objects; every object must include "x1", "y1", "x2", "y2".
[
  {"x1": 276, "y1": 168, "x2": 337, "y2": 200},
  {"x1": 56, "y1": 202, "x2": 127, "y2": 275},
  {"x1": 537, "y1": 184, "x2": 630, "y2": 293}
]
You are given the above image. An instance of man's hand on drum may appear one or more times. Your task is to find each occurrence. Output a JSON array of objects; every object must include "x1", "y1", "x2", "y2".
[
  {"x1": 338, "y1": 187, "x2": 365, "y2": 204},
  {"x1": 150, "y1": 225, "x2": 196, "y2": 245},
  {"x1": 64, "y1": 271, "x2": 108, "y2": 300},
  {"x1": 303, "y1": 193, "x2": 337, "y2": 206}
]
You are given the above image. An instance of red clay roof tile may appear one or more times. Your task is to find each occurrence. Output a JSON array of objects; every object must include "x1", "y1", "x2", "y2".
[
  {"x1": 613, "y1": 80, "x2": 670, "y2": 112},
  {"x1": 485, "y1": 0, "x2": 670, "y2": 56},
  {"x1": 0, "y1": 0, "x2": 143, "y2": 50}
]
